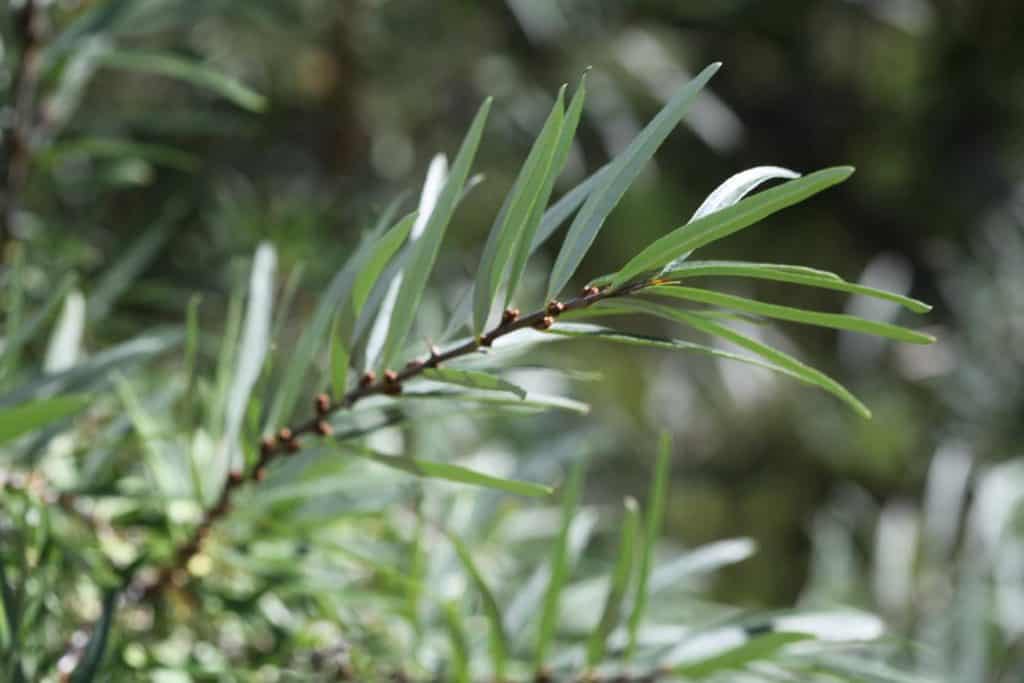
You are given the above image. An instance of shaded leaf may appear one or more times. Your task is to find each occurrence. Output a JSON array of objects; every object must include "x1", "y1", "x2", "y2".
[
  {"x1": 450, "y1": 533, "x2": 508, "y2": 681},
  {"x1": 626, "y1": 432, "x2": 671, "y2": 660},
  {"x1": 377, "y1": 100, "x2": 491, "y2": 370},
  {"x1": 548, "y1": 63, "x2": 721, "y2": 299},
  {"x1": 671, "y1": 631, "x2": 810, "y2": 678},
  {"x1": 345, "y1": 445, "x2": 551, "y2": 497},
  {"x1": 536, "y1": 458, "x2": 587, "y2": 669},
  {"x1": 587, "y1": 497, "x2": 639, "y2": 666},
  {"x1": 421, "y1": 368, "x2": 527, "y2": 399},
  {"x1": 0, "y1": 395, "x2": 92, "y2": 446},
  {"x1": 96, "y1": 49, "x2": 267, "y2": 111},
  {"x1": 610, "y1": 299, "x2": 872, "y2": 418},
  {"x1": 660, "y1": 260, "x2": 932, "y2": 313},
  {"x1": 474, "y1": 87, "x2": 565, "y2": 333},
  {"x1": 645, "y1": 285, "x2": 935, "y2": 343}
]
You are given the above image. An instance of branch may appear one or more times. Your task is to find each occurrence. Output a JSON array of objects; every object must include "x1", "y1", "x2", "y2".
[
  {"x1": 52, "y1": 278, "x2": 656, "y2": 679},
  {"x1": 2, "y1": 0, "x2": 45, "y2": 246}
]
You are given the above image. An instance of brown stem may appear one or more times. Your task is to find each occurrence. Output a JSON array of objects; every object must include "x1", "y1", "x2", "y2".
[{"x1": 2, "y1": 0, "x2": 45, "y2": 247}]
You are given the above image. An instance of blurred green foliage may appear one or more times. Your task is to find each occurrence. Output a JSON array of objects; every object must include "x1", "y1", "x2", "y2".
[{"x1": 2, "y1": 0, "x2": 1024, "y2": 680}]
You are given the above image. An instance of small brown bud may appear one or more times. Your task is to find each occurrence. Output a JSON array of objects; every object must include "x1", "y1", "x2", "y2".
[
  {"x1": 534, "y1": 315, "x2": 555, "y2": 331},
  {"x1": 429, "y1": 344, "x2": 441, "y2": 358},
  {"x1": 277, "y1": 428, "x2": 293, "y2": 443},
  {"x1": 286, "y1": 438, "x2": 301, "y2": 454},
  {"x1": 255, "y1": 467, "x2": 267, "y2": 481},
  {"x1": 315, "y1": 420, "x2": 333, "y2": 436},
  {"x1": 261, "y1": 435, "x2": 277, "y2": 455},
  {"x1": 383, "y1": 369, "x2": 399, "y2": 384},
  {"x1": 546, "y1": 300, "x2": 566, "y2": 315},
  {"x1": 227, "y1": 471, "x2": 245, "y2": 487},
  {"x1": 581, "y1": 285, "x2": 600, "y2": 298},
  {"x1": 314, "y1": 393, "x2": 331, "y2": 415},
  {"x1": 359, "y1": 371, "x2": 376, "y2": 387},
  {"x1": 479, "y1": 334, "x2": 493, "y2": 347},
  {"x1": 501, "y1": 308, "x2": 520, "y2": 325}
]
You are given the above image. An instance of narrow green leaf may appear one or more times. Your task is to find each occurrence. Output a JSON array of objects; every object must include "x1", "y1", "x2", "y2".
[
  {"x1": 612, "y1": 166, "x2": 855, "y2": 287},
  {"x1": 222, "y1": 244, "x2": 276, "y2": 474},
  {"x1": 421, "y1": 368, "x2": 526, "y2": 399},
  {"x1": 87, "y1": 201, "x2": 186, "y2": 322},
  {"x1": 587, "y1": 496, "x2": 639, "y2": 667},
  {"x1": 536, "y1": 458, "x2": 587, "y2": 669},
  {"x1": 443, "y1": 601, "x2": 471, "y2": 683},
  {"x1": 378, "y1": 98, "x2": 492, "y2": 370},
  {"x1": 346, "y1": 445, "x2": 551, "y2": 497},
  {"x1": 96, "y1": 50, "x2": 267, "y2": 112},
  {"x1": 69, "y1": 589, "x2": 119, "y2": 683},
  {"x1": 672, "y1": 631, "x2": 809, "y2": 679},
  {"x1": 548, "y1": 63, "x2": 721, "y2": 299},
  {"x1": 264, "y1": 209, "x2": 399, "y2": 429},
  {"x1": 626, "y1": 432, "x2": 671, "y2": 661},
  {"x1": 611, "y1": 300, "x2": 872, "y2": 418},
  {"x1": 329, "y1": 315, "x2": 350, "y2": 401},
  {"x1": 547, "y1": 322, "x2": 829, "y2": 388},
  {"x1": 645, "y1": 285, "x2": 935, "y2": 343},
  {"x1": 449, "y1": 534, "x2": 508, "y2": 681},
  {"x1": 1, "y1": 247, "x2": 27, "y2": 379},
  {"x1": 0, "y1": 395, "x2": 92, "y2": 446},
  {"x1": 660, "y1": 260, "x2": 932, "y2": 313},
  {"x1": 43, "y1": 137, "x2": 200, "y2": 172},
  {"x1": 505, "y1": 73, "x2": 587, "y2": 308},
  {"x1": 474, "y1": 87, "x2": 566, "y2": 333},
  {"x1": 350, "y1": 212, "x2": 417, "y2": 323},
  {"x1": 663, "y1": 165, "x2": 800, "y2": 272}
]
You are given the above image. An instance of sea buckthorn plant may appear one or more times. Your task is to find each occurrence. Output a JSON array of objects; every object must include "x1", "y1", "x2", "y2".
[{"x1": 0, "y1": 3, "x2": 937, "y2": 682}]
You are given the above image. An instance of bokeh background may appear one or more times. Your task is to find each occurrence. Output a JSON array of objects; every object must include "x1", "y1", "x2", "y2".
[{"x1": 6, "y1": 0, "x2": 1024, "y2": 679}]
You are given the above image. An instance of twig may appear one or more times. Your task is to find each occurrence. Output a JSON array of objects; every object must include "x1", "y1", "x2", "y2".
[{"x1": 2, "y1": 0, "x2": 45, "y2": 246}]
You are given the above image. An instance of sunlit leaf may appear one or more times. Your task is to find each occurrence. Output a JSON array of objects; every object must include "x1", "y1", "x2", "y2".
[
  {"x1": 611, "y1": 166, "x2": 854, "y2": 287},
  {"x1": 671, "y1": 630, "x2": 810, "y2": 678},
  {"x1": 662, "y1": 165, "x2": 799, "y2": 271}
]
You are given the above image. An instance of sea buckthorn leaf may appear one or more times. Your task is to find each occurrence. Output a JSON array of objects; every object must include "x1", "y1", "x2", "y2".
[
  {"x1": 611, "y1": 166, "x2": 854, "y2": 288},
  {"x1": 586, "y1": 496, "x2": 639, "y2": 666},
  {"x1": 377, "y1": 99, "x2": 492, "y2": 371},
  {"x1": 0, "y1": 394, "x2": 92, "y2": 446},
  {"x1": 660, "y1": 260, "x2": 933, "y2": 313},
  {"x1": 449, "y1": 532, "x2": 508, "y2": 681},
  {"x1": 607, "y1": 299, "x2": 872, "y2": 418},
  {"x1": 547, "y1": 62, "x2": 721, "y2": 300},
  {"x1": 626, "y1": 431, "x2": 671, "y2": 661},
  {"x1": 421, "y1": 367, "x2": 527, "y2": 399},
  {"x1": 662, "y1": 165, "x2": 799, "y2": 271},
  {"x1": 535, "y1": 457, "x2": 587, "y2": 669},
  {"x1": 505, "y1": 74, "x2": 588, "y2": 310},
  {"x1": 474, "y1": 86, "x2": 565, "y2": 334},
  {"x1": 96, "y1": 49, "x2": 267, "y2": 112},
  {"x1": 345, "y1": 444, "x2": 551, "y2": 497},
  {"x1": 644, "y1": 285, "x2": 935, "y2": 343}
]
